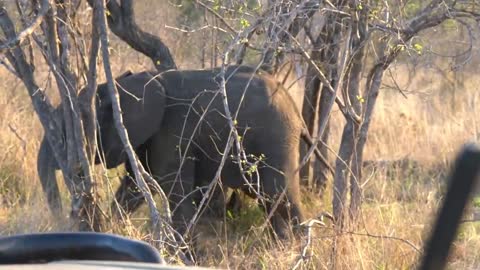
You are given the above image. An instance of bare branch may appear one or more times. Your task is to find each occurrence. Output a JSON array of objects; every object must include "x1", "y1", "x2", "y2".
[
  {"x1": 0, "y1": 3, "x2": 68, "y2": 173},
  {"x1": 290, "y1": 35, "x2": 349, "y2": 117},
  {"x1": 93, "y1": 0, "x2": 173, "y2": 245},
  {"x1": 195, "y1": 0, "x2": 236, "y2": 35},
  {"x1": 0, "y1": 0, "x2": 48, "y2": 53},
  {"x1": 262, "y1": 0, "x2": 322, "y2": 72},
  {"x1": 87, "y1": 0, "x2": 177, "y2": 71}
]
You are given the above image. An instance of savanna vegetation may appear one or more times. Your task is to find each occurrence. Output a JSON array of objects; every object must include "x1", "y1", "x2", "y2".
[{"x1": 1, "y1": 0, "x2": 480, "y2": 269}]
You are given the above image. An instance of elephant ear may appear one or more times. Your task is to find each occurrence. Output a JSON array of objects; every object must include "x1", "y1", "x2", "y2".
[
  {"x1": 96, "y1": 71, "x2": 166, "y2": 167},
  {"x1": 118, "y1": 71, "x2": 166, "y2": 147}
]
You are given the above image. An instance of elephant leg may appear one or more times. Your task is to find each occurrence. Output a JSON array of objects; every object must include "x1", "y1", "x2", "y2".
[
  {"x1": 187, "y1": 152, "x2": 228, "y2": 220},
  {"x1": 260, "y1": 171, "x2": 304, "y2": 238},
  {"x1": 163, "y1": 159, "x2": 197, "y2": 237},
  {"x1": 37, "y1": 138, "x2": 63, "y2": 217},
  {"x1": 112, "y1": 143, "x2": 153, "y2": 217},
  {"x1": 258, "y1": 147, "x2": 304, "y2": 239}
]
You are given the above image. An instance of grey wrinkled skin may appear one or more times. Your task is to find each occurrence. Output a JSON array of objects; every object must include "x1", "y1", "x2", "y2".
[
  {"x1": 115, "y1": 66, "x2": 305, "y2": 238},
  {"x1": 38, "y1": 66, "x2": 305, "y2": 238},
  {"x1": 37, "y1": 70, "x2": 166, "y2": 218}
]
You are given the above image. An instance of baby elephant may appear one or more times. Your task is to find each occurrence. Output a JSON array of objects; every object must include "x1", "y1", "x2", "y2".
[
  {"x1": 38, "y1": 66, "x2": 306, "y2": 239},
  {"x1": 114, "y1": 66, "x2": 306, "y2": 238}
]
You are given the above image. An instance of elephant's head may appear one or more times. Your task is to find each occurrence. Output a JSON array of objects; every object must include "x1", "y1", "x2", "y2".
[
  {"x1": 94, "y1": 71, "x2": 166, "y2": 168},
  {"x1": 37, "y1": 70, "x2": 167, "y2": 215}
]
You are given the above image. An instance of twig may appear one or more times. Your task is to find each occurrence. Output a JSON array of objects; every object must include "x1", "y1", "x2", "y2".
[
  {"x1": 311, "y1": 223, "x2": 422, "y2": 253},
  {"x1": 0, "y1": 0, "x2": 49, "y2": 53},
  {"x1": 94, "y1": 0, "x2": 174, "y2": 251},
  {"x1": 164, "y1": 24, "x2": 228, "y2": 34},
  {"x1": 292, "y1": 217, "x2": 330, "y2": 270},
  {"x1": 460, "y1": 218, "x2": 480, "y2": 224},
  {"x1": 0, "y1": 55, "x2": 18, "y2": 76},
  {"x1": 7, "y1": 124, "x2": 26, "y2": 154},
  {"x1": 195, "y1": 0, "x2": 237, "y2": 35}
]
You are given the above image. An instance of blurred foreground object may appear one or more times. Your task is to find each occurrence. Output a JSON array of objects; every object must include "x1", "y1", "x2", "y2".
[
  {"x1": 419, "y1": 144, "x2": 480, "y2": 270},
  {"x1": 0, "y1": 232, "x2": 210, "y2": 269}
]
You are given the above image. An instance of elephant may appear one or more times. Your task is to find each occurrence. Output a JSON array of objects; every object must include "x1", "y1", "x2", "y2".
[
  {"x1": 112, "y1": 66, "x2": 307, "y2": 239},
  {"x1": 37, "y1": 70, "x2": 167, "y2": 216},
  {"x1": 39, "y1": 66, "x2": 324, "y2": 239}
]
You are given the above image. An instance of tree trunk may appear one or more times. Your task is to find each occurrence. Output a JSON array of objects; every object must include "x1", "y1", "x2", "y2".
[
  {"x1": 300, "y1": 4, "x2": 343, "y2": 192},
  {"x1": 349, "y1": 66, "x2": 384, "y2": 220},
  {"x1": 0, "y1": 0, "x2": 103, "y2": 231},
  {"x1": 332, "y1": 119, "x2": 356, "y2": 225},
  {"x1": 301, "y1": 67, "x2": 322, "y2": 188},
  {"x1": 332, "y1": 2, "x2": 367, "y2": 225}
]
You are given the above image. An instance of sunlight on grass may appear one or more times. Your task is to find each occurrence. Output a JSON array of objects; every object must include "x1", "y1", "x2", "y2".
[{"x1": 1, "y1": 36, "x2": 480, "y2": 269}]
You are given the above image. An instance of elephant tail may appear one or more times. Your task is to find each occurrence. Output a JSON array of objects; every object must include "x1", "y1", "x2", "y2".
[
  {"x1": 37, "y1": 137, "x2": 63, "y2": 216},
  {"x1": 300, "y1": 130, "x2": 335, "y2": 175}
]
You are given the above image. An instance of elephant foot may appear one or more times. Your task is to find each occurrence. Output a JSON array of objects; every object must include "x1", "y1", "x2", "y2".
[
  {"x1": 111, "y1": 175, "x2": 149, "y2": 219},
  {"x1": 265, "y1": 198, "x2": 304, "y2": 240}
]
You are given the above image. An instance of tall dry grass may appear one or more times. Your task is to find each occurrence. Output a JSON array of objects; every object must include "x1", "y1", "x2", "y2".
[
  {"x1": 1, "y1": 2, "x2": 480, "y2": 268},
  {"x1": 1, "y1": 59, "x2": 479, "y2": 269}
]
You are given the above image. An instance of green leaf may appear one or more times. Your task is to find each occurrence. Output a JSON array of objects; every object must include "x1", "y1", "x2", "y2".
[
  {"x1": 240, "y1": 18, "x2": 250, "y2": 28},
  {"x1": 356, "y1": 95, "x2": 365, "y2": 103},
  {"x1": 413, "y1": 43, "x2": 423, "y2": 55},
  {"x1": 227, "y1": 209, "x2": 234, "y2": 219}
]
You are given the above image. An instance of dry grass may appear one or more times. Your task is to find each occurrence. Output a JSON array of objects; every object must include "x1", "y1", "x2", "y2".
[
  {"x1": 2, "y1": 3, "x2": 480, "y2": 269},
  {"x1": 2, "y1": 60, "x2": 480, "y2": 269}
]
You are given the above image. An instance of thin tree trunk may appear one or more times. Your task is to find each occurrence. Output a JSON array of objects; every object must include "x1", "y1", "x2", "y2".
[
  {"x1": 315, "y1": 87, "x2": 333, "y2": 188},
  {"x1": 332, "y1": 5, "x2": 367, "y2": 225},
  {"x1": 301, "y1": 67, "x2": 321, "y2": 187},
  {"x1": 94, "y1": 0, "x2": 166, "y2": 237},
  {"x1": 45, "y1": 0, "x2": 102, "y2": 231},
  {"x1": 0, "y1": 1, "x2": 68, "y2": 173},
  {"x1": 1, "y1": 1, "x2": 103, "y2": 230},
  {"x1": 332, "y1": 119, "x2": 356, "y2": 225},
  {"x1": 349, "y1": 66, "x2": 384, "y2": 220},
  {"x1": 345, "y1": 6, "x2": 367, "y2": 223},
  {"x1": 300, "y1": 5, "x2": 342, "y2": 191}
]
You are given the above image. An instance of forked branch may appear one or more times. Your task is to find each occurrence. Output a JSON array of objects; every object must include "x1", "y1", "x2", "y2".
[
  {"x1": 93, "y1": 0, "x2": 177, "y2": 250},
  {"x1": 87, "y1": 0, "x2": 177, "y2": 71}
]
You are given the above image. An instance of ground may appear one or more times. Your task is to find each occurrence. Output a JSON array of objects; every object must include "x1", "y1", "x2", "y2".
[{"x1": 1, "y1": 1, "x2": 480, "y2": 267}]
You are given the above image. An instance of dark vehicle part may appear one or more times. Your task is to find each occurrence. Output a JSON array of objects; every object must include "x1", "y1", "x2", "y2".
[
  {"x1": 419, "y1": 144, "x2": 480, "y2": 270},
  {"x1": 0, "y1": 232, "x2": 164, "y2": 264}
]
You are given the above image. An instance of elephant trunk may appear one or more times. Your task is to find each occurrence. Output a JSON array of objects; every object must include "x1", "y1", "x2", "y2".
[{"x1": 37, "y1": 137, "x2": 63, "y2": 217}]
